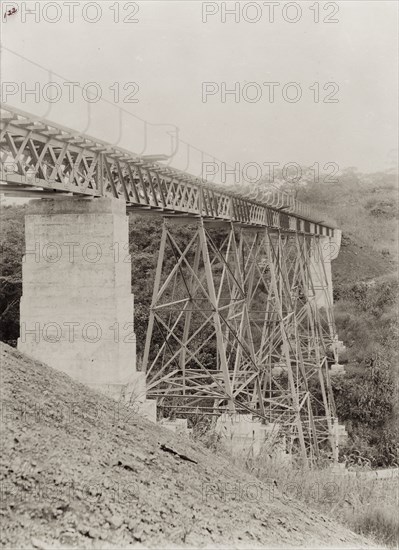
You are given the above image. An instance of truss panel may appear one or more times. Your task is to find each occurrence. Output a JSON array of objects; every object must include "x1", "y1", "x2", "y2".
[{"x1": 0, "y1": 105, "x2": 334, "y2": 236}]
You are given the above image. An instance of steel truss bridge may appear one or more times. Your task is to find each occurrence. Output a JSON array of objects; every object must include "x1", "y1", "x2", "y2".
[{"x1": 1, "y1": 104, "x2": 340, "y2": 466}]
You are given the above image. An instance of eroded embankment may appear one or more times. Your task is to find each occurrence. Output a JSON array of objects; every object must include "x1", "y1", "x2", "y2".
[{"x1": 0, "y1": 342, "x2": 373, "y2": 549}]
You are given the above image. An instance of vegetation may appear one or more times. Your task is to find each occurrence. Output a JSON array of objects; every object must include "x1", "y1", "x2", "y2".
[
  {"x1": 297, "y1": 168, "x2": 398, "y2": 262},
  {"x1": 0, "y1": 204, "x2": 24, "y2": 347},
  {"x1": 295, "y1": 169, "x2": 398, "y2": 468},
  {"x1": 232, "y1": 453, "x2": 399, "y2": 548}
]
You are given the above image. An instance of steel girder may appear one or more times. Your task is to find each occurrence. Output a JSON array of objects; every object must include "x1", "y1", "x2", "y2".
[
  {"x1": 0, "y1": 104, "x2": 334, "y2": 236},
  {"x1": 143, "y1": 219, "x2": 339, "y2": 466}
]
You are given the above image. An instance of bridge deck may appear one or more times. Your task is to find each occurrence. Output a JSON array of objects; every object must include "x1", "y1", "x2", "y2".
[{"x1": 0, "y1": 105, "x2": 335, "y2": 236}]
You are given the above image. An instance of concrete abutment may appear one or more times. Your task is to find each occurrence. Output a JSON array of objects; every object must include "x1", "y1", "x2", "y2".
[{"x1": 17, "y1": 197, "x2": 155, "y2": 418}]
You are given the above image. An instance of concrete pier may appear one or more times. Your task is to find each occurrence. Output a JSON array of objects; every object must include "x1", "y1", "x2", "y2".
[
  {"x1": 18, "y1": 197, "x2": 137, "y2": 400},
  {"x1": 309, "y1": 231, "x2": 341, "y2": 310}
]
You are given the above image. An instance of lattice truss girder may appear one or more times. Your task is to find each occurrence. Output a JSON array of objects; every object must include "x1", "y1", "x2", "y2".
[
  {"x1": 0, "y1": 105, "x2": 334, "y2": 235},
  {"x1": 143, "y1": 219, "x2": 338, "y2": 462}
]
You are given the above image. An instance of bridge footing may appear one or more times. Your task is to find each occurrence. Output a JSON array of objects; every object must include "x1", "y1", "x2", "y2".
[
  {"x1": 18, "y1": 197, "x2": 139, "y2": 401},
  {"x1": 214, "y1": 415, "x2": 293, "y2": 461},
  {"x1": 214, "y1": 414, "x2": 263, "y2": 456}
]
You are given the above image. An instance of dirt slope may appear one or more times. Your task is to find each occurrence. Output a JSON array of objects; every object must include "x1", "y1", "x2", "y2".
[
  {"x1": 0, "y1": 343, "x2": 372, "y2": 549},
  {"x1": 332, "y1": 234, "x2": 394, "y2": 290}
]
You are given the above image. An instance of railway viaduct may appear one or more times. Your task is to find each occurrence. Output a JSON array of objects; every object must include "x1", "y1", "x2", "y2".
[{"x1": 0, "y1": 105, "x2": 344, "y2": 467}]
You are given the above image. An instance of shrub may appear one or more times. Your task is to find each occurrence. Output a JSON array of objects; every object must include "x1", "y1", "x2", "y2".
[{"x1": 348, "y1": 506, "x2": 399, "y2": 548}]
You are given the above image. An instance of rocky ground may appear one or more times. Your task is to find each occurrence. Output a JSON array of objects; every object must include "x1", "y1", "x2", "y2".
[{"x1": 0, "y1": 342, "x2": 375, "y2": 549}]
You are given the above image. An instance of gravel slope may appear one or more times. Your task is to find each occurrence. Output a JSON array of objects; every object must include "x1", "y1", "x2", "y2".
[{"x1": 0, "y1": 342, "x2": 373, "y2": 549}]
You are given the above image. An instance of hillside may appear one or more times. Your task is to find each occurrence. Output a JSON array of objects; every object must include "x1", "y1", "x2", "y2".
[
  {"x1": 297, "y1": 170, "x2": 399, "y2": 467},
  {"x1": 0, "y1": 342, "x2": 373, "y2": 549},
  {"x1": 296, "y1": 169, "x2": 398, "y2": 287},
  {"x1": 332, "y1": 233, "x2": 394, "y2": 292},
  {"x1": 229, "y1": 169, "x2": 397, "y2": 288}
]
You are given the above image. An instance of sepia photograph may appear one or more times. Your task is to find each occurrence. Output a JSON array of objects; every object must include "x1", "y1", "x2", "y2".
[{"x1": 0, "y1": 1, "x2": 398, "y2": 548}]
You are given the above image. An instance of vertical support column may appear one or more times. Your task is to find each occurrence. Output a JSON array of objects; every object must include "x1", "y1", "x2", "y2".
[
  {"x1": 18, "y1": 197, "x2": 137, "y2": 400},
  {"x1": 266, "y1": 231, "x2": 309, "y2": 468},
  {"x1": 198, "y1": 220, "x2": 235, "y2": 413}
]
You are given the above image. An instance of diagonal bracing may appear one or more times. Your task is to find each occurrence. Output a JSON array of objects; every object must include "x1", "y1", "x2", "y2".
[{"x1": 143, "y1": 219, "x2": 339, "y2": 466}]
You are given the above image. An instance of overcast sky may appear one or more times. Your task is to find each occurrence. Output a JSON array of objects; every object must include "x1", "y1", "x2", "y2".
[{"x1": 1, "y1": 0, "x2": 398, "y2": 178}]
